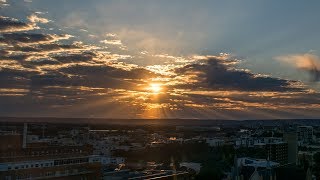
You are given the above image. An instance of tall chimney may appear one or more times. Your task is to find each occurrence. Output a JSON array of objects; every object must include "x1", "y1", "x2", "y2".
[{"x1": 23, "y1": 123, "x2": 27, "y2": 149}]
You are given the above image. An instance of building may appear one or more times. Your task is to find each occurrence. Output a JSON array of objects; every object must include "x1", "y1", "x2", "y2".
[
  {"x1": 265, "y1": 142, "x2": 288, "y2": 164},
  {"x1": 298, "y1": 151, "x2": 316, "y2": 167},
  {"x1": 297, "y1": 126, "x2": 313, "y2": 143},
  {"x1": 283, "y1": 132, "x2": 298, "y2": 165},
  {"x1": 231, "y1": 157, "x2": 279, "y2": 180},
  {"x1": 0, "y1": 124, "x2": 102, "y2": 180},
  {"x1": 206, "y1": 138, "x2": 225, "y2": 147},
  {"x1": 91, "y1": 156, "x2": 125, "y2": 166},
  {"x1": 234, "y1": 137, "x2": 283, "y2": 148},
  {"x1": 231, "y1": 156, "x2": 309, "y2": 180}
]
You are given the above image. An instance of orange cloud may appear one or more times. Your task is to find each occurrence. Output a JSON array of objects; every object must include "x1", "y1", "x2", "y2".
[
  {"x1": 27, "y1": 14, "x2": 50, "y2": 24},
  {"x1": 275, "y1": 53, "x2": 320, "y2": 81}
]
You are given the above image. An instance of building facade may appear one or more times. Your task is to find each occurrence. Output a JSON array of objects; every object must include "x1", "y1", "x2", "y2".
[
  {"x1": 265, "y1": 142, "x2": 288, "y2": 164},
  {"x1": 297, "y1": 126, "x2": 313, "y2": 143},
  {"x1": 0, "y1": 126, "x2": 102, "y2": 180}
]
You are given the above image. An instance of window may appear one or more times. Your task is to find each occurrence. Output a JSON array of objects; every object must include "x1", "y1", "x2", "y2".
[{"x1": 45, "y1": 172, "x2": 52, "y2": 176}]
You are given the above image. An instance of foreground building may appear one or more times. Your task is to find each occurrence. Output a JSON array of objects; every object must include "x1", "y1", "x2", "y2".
[
  {"x1": 265, "y1": 142, "x2": 288, "y2": 165},
  {"x1": 0, "y1": 124, "x2": 102, "y2": 180},
  {"x1": 231, "y1": 157, "x2": 309, "y2": 180},
  {"x1": 231, "y1": 157, "x2": 279, "y2": 180}
]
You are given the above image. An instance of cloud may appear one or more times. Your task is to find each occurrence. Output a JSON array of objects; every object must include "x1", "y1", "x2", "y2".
[
  {"x1": 100, "y1": 39, "x2": 122, "y2": 45},
  {"x1": 0, "y1": 0, "x2": 9, "y2": 7},
  {"x1": 53, "y1": 52, "x2": 94, "y2": 63},
  {"x1": 27, "y1": 14, "x2": 50, "y2": 24},
  {"x1": 275, "y1": 53, "x2": 320, "y2": 82},
  {"x1": 0, "y1": 16, "x2": 142, "y2": 90},
  {"x1": 0, "y1": 16, "x2": 37, "y2": 33},
  {"x1": 60, "y1": 11, "x2": 88, "y2": 28},
  {"x1": 105, "y1": 33, "x2": 117, "y2": 37},
  {"x1": 15, "y1": 43, "x2": 80, "y2": 52},
  {"x1": 174, "y1": 56, "x2": 300, "y2": 91},
  {"x1": 1, "y1": 12, "x2": 320, "y2": 119},
  {"x1": 0, "y1": 53, "x2": 30, "y2": 61},
  {"x1": 28, "y1": 59, "x2": 60, "y2": 65},
  {"x1": 100, "y1": 38, "x2": 126, "y2": 50},
  {"x1": 0, "y1": 65, "x2": 36, "y2": 90},
  {"x1": 0, "y1": 41, "x2": 101, "y2": 66},
  {"x1": 0, "y1": 33, "x2": 73, "y2": 45},
  {"x1": 30, "y1": 73, "x2": 73, "y2": 87},
  {"x1": 59, "y1": 64, "x2": 158, "y2": 80},
  {"x1": 22, "y1": 63, "x2": 159, "y2": 92},
  {"x1": 0, "y1": 49, "x2": 8, "y2": 56}
]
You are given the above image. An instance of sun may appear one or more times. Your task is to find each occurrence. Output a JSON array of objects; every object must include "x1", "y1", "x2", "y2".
[{"x1": 149, "y1": 83, "x2": 162, "y2": 93}]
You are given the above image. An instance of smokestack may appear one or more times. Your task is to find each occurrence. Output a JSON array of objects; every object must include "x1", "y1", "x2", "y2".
[{"x1": 23, "y1": 123, "x2": 27, "y2": 149}]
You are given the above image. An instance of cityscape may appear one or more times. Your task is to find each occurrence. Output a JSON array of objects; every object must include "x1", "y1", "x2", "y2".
[
  {"x1": 1, "y1": 0, "x2": 320, "y2": 179},
  {"x1": 1, "y1": 118, "x2": 320, "y2": 179}
]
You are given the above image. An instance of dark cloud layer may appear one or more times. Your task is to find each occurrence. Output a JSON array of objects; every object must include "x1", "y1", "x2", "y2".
[
  {"x1": 0, "y1": 67, "x2": 33, "y2": 88},
  {"x1": 30, "y1": 64, "x2": 158, "y2": 89},
  {"x1": 0, "y1": 16, "x2": 35, "y2": 33},
  {"x1": 60, "y1": 64, "x2": 157, "y2": 80},
  {"x1": 175, "y1": 58, "x2": 299, "y2": 92},
  {"x1": 11, "y1": 44, "x2": 80, "y2": 53},
  {"x1": 53, "y1": 52, "x2": 94, "y2": 63},
  {"x1": 0, "y1": 33, "x2": 71, "y2": 45}
]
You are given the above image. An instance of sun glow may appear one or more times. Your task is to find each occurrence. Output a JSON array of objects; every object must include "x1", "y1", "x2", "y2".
[{"x1": 148, "y1": 83, "x2": 163, "y2": 93}]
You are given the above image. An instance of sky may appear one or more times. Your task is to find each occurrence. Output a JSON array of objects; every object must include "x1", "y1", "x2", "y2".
[{"x1": 1, "y1": 0, "x2": 320, "y2": 119}]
